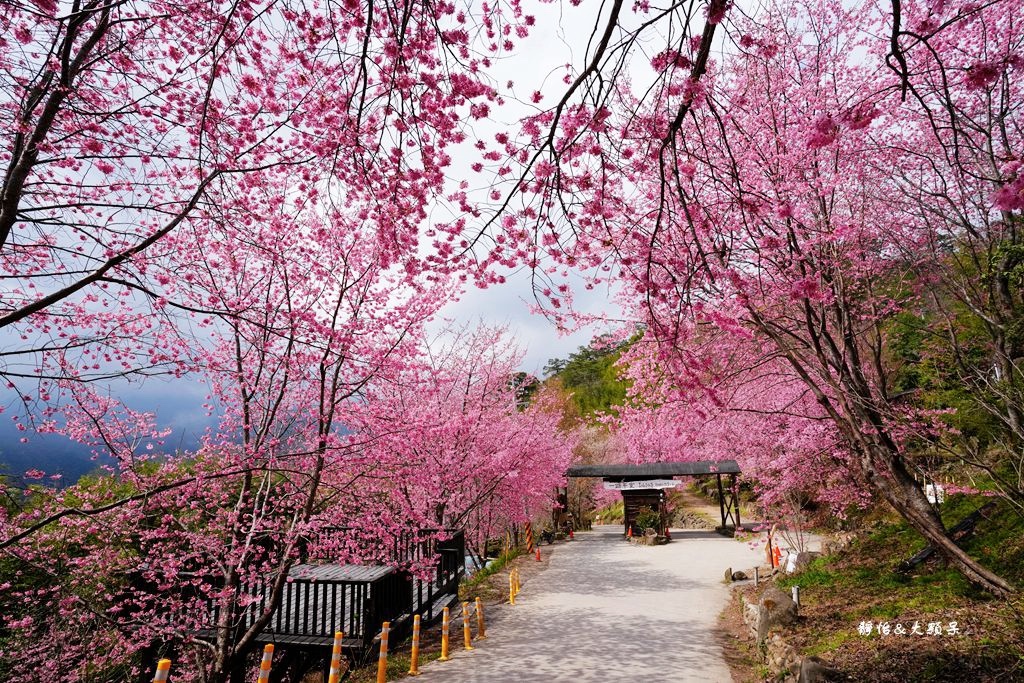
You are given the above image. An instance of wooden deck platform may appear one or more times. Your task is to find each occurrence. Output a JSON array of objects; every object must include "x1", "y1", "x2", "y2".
[{"x1": 193, "y1": 530, "x2": 466, "y2": 652}]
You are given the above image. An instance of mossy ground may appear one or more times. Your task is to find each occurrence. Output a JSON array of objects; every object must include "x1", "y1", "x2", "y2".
[{"x1": 724, "y1": 494, "x2": 1024, "y2": 682}]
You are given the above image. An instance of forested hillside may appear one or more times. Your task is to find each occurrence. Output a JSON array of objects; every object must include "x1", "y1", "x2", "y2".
[{"x1": 542, "y1": 339, "x2": 632, "y2": 418}]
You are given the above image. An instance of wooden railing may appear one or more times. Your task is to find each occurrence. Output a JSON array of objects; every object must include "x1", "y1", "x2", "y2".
[
  {"x1": 182, "y1": 528, "x2": 465, "y2": 652},
  {"x1": 409, "y1": 531, "x2": 464, "y2": 622},
  {"x1": 316, "y1": 526, "x2": 465, "y2": 624},
  {"x1": 192, "y1": 566, "x2": 407, "y2": 650}
]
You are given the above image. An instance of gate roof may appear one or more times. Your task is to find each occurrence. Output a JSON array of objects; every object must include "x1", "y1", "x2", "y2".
[{"x1": 565, "y1": 460, "x2": 740, "y2": 479}]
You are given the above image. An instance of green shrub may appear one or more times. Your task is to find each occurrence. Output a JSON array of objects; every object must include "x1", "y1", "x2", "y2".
[{"x1": 634, "y1": 506, "x2": 661, "y2": 532}]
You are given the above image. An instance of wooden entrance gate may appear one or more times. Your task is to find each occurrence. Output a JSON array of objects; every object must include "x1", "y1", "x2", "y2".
[{"x1": 565, "y1": 460, "x2": 743, "y2": 534}]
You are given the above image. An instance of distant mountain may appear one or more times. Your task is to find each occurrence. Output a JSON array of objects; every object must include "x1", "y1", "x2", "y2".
[
  {"x1": 0, "y1": 374, "x2": 222, "y2": 486},
  {"x1": 0, "y1": 415, "x2": 211, "y2": 487},
  {"x1": 0, "y1": 424, "x2": 107, "y2": 485}
]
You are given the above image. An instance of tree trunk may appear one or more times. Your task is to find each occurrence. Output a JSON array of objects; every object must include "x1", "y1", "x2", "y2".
[
  {"x1": 862, "y1": 442, "x2": 1015, "y2": 597},
  {"x1": 766, "y1": 318, "x2": 1017, "y2": 598}
]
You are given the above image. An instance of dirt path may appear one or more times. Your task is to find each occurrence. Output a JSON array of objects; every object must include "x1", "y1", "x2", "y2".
[
  {"x1": 412, "y1": 525, "x2": 764, "y2": 682},
  {"x1": 675, "y1": 487, "x2": 735, "y2": 527}
]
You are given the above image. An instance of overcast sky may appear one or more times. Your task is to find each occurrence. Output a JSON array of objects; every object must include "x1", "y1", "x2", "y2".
[{"x1": 435, "y1": 268, "x2": 628, "y2": 376}]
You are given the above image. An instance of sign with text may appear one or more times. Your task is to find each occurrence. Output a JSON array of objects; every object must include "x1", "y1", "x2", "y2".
[{"x1": 603, "y1": 479, "x2": 681, "y2": 491}]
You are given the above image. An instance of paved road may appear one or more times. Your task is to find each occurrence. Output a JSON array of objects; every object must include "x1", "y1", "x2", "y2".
[{"x1": 414, "y1": 525, "x2": 764, "y2": 682}]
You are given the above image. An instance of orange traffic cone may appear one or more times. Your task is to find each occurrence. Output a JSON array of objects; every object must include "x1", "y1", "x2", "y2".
[
  {"x1": 627, "y1": 527, "x2": 633, "y2": 538},
  {"x1": 665, "y1": 527, "x2": 671, "y2": 540},
  {"x1": 535, "y1": 547, "x2": 541, "y2": 562},
  {"x1": 569, "y1": 529, "x2": 574, "y2": 540},
  {"x1": 772, "y1": 546, "x2": 782, "y2": 568}
]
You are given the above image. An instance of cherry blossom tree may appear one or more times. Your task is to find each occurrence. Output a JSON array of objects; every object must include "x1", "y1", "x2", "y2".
[
  {"x1": 1, "y1": 0, "x2": 535, "y2": 584},
  {"x1": 0, "y1": 0, "x2": 531, "y2": 420},
  {"x1": 0, "y1": 1, "x2": 554, "y2": 677},
  {"x1": 501, "y1": 0, "x2": 1021, "y2": 595},
  {"x1": 0, "y1": 323, "x2": 577, "y2": 682},
  {"x1": 351, "y1": 325, "x2": 575, "y2": 561},
  {"x1": 615, "y1": 332, "x2": 871, "y2": 517},
  {"x1": 0, "y1": 202, "x2": 447, "y2": 681}
]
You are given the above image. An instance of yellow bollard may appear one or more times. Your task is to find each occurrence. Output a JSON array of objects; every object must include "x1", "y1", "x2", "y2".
[
  {"x1": 475, "y1": 597, "x2": 487, "y2": 639},
  {"x1": 408, "y1": 614, "x2": 422, "y2": 675},
  {"x1": 509, "y1": 571, "x2": 516, "y2": 605},
  {"x1": 328, "y1": 631, "x2": 345, "y2": 683},
  {"x1": 439, "y1": 607, "x2": 451, "y2": 661},
  {"x1": 256, "y1": 644, "x2": 273, "y2": 683},
  {"x1": 152, "y1": 659, "x2": 171, "y2": 683},
  {"x1": 376, "y1": 622, "x2": 390, "y2": 683},
  {"x1": 461, "y1": 602, "x2": 474, "y2": 651}
]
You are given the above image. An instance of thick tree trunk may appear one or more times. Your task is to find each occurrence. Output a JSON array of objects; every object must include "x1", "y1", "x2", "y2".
[{"x1": 861, "y1": 442, "x2": 1015, "y2": 597}]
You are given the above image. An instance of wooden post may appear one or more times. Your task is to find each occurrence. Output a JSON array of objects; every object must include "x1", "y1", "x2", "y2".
[
  {"x1": 754, "y1": 566, "x2": 760, "y2": 587},
  {"x1": 716, "y1": 474, "x2": 727, "y2": 528},
  {"x1": 621, "y1": 489, "x2": 629, "y2": 536},
  {"x1": 731, "y1": 473, "x2": 742, "y2": 529}
]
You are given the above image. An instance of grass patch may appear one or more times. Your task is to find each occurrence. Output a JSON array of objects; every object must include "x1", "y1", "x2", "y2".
[
  {"x1": 345, "y1": 654, "x2": 412, "y2": 682},
  {"x1": 595, "y1": 500, "x2": 624, "y2": 524},
  {"x1": 458, "y1": 549, "x2": 522, "y2": 600},
  {"x1": 344, "y1": 649, "x2": 448, "y2": 682},
  {"x1": 778, "y1": 495, "x2": 1016, "y2": 614},
  {"x1": 760, "y1": 494, "x2": 1024, "y2": 681},
  {"x1": 776, "y1": 557, "x2": 839, "y2": 589},
  {"x1": 805, "y1": 629, "x2": 855, "y2": 657}
]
